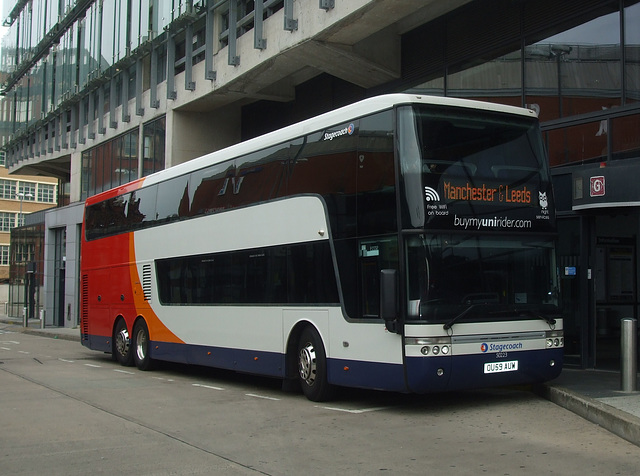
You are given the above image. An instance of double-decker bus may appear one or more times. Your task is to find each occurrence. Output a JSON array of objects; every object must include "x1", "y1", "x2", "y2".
[{"x1": 80, "y1": 94, "x2": 563, "y2": 401}]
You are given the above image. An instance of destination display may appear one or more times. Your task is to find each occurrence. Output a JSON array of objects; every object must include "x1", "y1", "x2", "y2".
[{"x1": 421, "y1": 175, "x2": 555, "y2": 233}]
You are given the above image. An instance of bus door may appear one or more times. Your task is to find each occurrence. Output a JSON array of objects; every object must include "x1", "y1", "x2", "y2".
[{"x1": 358, "y1": 238, "x2": 398, "y2": 319}]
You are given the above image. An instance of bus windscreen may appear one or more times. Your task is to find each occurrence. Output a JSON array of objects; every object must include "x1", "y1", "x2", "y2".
[{"x1": 398, "y1": 105, "x2": 555, "y2": 233}]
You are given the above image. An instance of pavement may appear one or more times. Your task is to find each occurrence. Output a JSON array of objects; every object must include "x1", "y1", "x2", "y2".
[{"x1": 2, "y1": 316, "x2": 639, "y2": 448}]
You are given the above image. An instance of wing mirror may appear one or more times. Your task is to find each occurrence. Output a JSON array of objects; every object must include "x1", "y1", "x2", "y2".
[{"x1": 380, "y1": 269, "x2": 399, "y2": 333}]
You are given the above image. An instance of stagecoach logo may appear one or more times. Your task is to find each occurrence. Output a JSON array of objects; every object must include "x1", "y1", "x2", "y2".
[
  {"x1": 323, "y1": 123, "x2": 355, "y2": 141},
  {"x1": 481, "y1": 343, "x2": 489, "y2": 353},
  {"x1": 590, "y1": 176, "x2": 605, "y2": 197}
]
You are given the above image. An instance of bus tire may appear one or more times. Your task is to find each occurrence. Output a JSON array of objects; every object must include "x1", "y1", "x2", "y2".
[
  {"x1": 297, "y1": 326, "x2": 334, "y2": 402},
  {"x1": 114, "y1": 318, "x2": 134, "y2": 366},
  {"x1": 133, "y1": 319, "x2": 156, "y2": 371}
]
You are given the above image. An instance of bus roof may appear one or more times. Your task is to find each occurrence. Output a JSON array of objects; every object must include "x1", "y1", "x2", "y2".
[{"x1": 88, "y1": 94, "x2": 538, "y2": 203}]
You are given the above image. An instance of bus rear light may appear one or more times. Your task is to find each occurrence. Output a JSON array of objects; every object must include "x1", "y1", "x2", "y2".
[
  {"x1": 436, "y1": 368, "x2": 444, "y2": 377},
  {"x1": 432, "y1": 346, "x2": 440, "y2": 355},
  {"x1": 441, "y1": 345, "x2": 450, "y2": 355},
  {"x1": 420, "y1": 346, "x2": 430, "y2": 355},
  {"x1": 550, "y1": 360, "x2": 556, "y2": 367}
]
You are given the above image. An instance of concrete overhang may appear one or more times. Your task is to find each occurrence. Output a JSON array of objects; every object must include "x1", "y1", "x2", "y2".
[
  {"x1": 10, "y1": 154, "x2": 71, "y2": 181},
  {"x1": 177, "y1": 0, "x2": 471, "y2": 111}
]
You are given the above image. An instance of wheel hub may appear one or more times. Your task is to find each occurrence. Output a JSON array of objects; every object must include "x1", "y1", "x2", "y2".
[
  {"x1": 116, "y1": 327, "x2": 130, "y2": 356},
  {"x1": 299, "y1": 343, "x2": 317, "y2": 385},
  {"x1": 135, "y1": 328, "x2": 147, "y2": 361}
]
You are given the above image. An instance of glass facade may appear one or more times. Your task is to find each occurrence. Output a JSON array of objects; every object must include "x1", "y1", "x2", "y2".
[
  {"x1": 0, "y1": 0, "x2": 286, "y2": 154},
  {"x1": 81, "y1": 129, "x2": 140, "y2": 199}
]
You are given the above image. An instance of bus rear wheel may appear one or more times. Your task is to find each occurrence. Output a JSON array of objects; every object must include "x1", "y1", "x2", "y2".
[
  {"x1": 297, "y1": 326, "x2": 334, "y2": 402},
  {"x1": 114, "y1": 319, "x2": 134, "y2": 366},
  {"x1": 133, "y1": 319, "x2": 155, "y2": 371}
]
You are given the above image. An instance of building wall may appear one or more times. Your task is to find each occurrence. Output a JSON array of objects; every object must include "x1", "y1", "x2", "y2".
[{"x1": 43, "y1": 202, "x2": 83, "y2": 327}]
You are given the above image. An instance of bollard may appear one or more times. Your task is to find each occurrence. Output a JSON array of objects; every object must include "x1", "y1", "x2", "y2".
[{"x1": 620, "y1": 318, "x2": 637, "y2": 392}]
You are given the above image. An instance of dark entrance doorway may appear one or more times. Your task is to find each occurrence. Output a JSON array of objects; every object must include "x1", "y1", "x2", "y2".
[
  {"x1": 53, "y1": 228, "x2": 66, "y2": 327},
  {"x1": 594, "y1": 215, "x2": 638, "y2": 370}
]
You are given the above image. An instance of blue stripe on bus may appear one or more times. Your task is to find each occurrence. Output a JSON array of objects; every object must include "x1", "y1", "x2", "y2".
[
  {"x1": 327, "y1": 359, "x2": 408, "y2": 392},
  {"x1": 405, "y1": 348, "x2": 563, "y2": 393},
  {"x1": 82, "y1": 335, "x2": 111, "y2": 353},
  {"x1": 150, "y1": 341, "x2": 286, "y2": 377}
]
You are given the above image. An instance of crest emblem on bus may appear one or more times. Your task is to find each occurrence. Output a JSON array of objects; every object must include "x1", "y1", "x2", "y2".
[
  {"x1": 424, "y1": 186, "x2": 440, "y2": 202},
  {"x1": 481, "y1": 343, "x2": 488, "y2": 353}
]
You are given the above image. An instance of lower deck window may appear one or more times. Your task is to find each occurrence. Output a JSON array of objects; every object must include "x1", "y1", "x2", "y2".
[{"x1": 156, "y1": 241, "x2": 339, "y2": 305}]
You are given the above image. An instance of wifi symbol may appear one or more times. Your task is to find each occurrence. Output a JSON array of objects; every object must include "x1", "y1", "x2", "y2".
[{"x1": 424, "y1": 187, "x2": 440, "y2": 202}]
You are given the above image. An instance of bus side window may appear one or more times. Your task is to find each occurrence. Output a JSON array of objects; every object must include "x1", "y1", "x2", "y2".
[
  {"x1": 357, "y1": 110, "x2": 396, "y2": 236},
  {"x1": 156, "y1": 175, "x2": 191, "y2": 222}
]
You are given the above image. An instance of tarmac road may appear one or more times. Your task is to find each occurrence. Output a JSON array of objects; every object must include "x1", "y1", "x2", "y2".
[{"x1": 1, "y1": 327, "x2": 639, "y2": 475}]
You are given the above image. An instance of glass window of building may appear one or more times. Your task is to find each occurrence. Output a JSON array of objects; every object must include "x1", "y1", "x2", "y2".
[
  {"x1": 525, "y1": 3, "x2": 622, "y2": 122},
  {"x1": 0, "y1": 245, "x2": 9, "y2": 266},
  {"x1": 611, "y1": 113, "x2": 640, "y2": 159},
  {"x1": 447, "y1": 49, "x2": 523, "y2": 107},
  {"x1": 143, "y1": 116, "x2": 166, "y2": 176},
  {"x1": 0, "y1": 180, "x2": 16, "y2": 200},
  {"x1": 546, "y1": 120, "x2": 608, "y2": 167},
  {"x1": 37, "y1": 183, "x2": 57, "y2": 203},
  {"x1": 625, "y1": 1, "x2": 640, "y2": 103},
  {"x1": 81, "y1": 129, "x2": 140, "y2": 199},
  {"x1": 0, "y1": 213, "x2": 15, "y2": 232},
  {"x1": 18, "y1": 182, "x2": 37, "y2": 200}
]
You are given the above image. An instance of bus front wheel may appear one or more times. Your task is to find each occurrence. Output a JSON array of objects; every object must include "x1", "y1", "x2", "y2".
[
  {"x1": 133, "y1": 319, "x2": 156, "y2": 371},
  {"x1": 114, "y1": 319, "x2": 134, "y2": 366},
  {"x1": 297, "y1": 326, "x2": 334, "y2": 402}
]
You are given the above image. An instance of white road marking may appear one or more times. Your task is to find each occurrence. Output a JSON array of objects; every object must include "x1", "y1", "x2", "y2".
[
  {"x1": 152, "y1": 377, "x2": 175, "y2": 382},
  {"x1": 114, "y1": 369, "x2": 135, "y2": 375},
  {"x1": 246, "y1": 393, "x2": 280, "y2": 401},
  {"x1": 316, "y1": 406, "x2": 389, "y2": 414},
  {"x1": 192, "y1": 383, "x2": 224, "y2": 391},
  {"x1": 85, "y1": 364, "x2": 102, "y2": 368}
]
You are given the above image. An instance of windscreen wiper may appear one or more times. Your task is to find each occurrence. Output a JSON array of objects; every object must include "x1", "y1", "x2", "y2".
[
  {"x1": 519, "y1": 309, "x2": 557, "y2": 327},
  {"x1": 443, "y1": 305, "x2": 477, "y2": 331}
]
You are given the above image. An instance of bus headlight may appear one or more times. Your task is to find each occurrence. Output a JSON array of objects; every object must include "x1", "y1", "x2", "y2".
[
  {"x1": 406, "y1": 337, "x2": 452, "y2": 357},
  {"x1": 545, "y1": 331, "x2": 564, "y2": 348}
]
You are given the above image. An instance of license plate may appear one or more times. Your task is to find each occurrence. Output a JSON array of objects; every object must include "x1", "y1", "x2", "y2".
[{"x1": 483, "y1": 360, "x2": 518, "y2": 374}]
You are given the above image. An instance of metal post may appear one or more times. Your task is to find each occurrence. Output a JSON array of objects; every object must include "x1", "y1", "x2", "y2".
[{"x1": 620, "y1": 318, "x2": 637, "y2": 392}]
